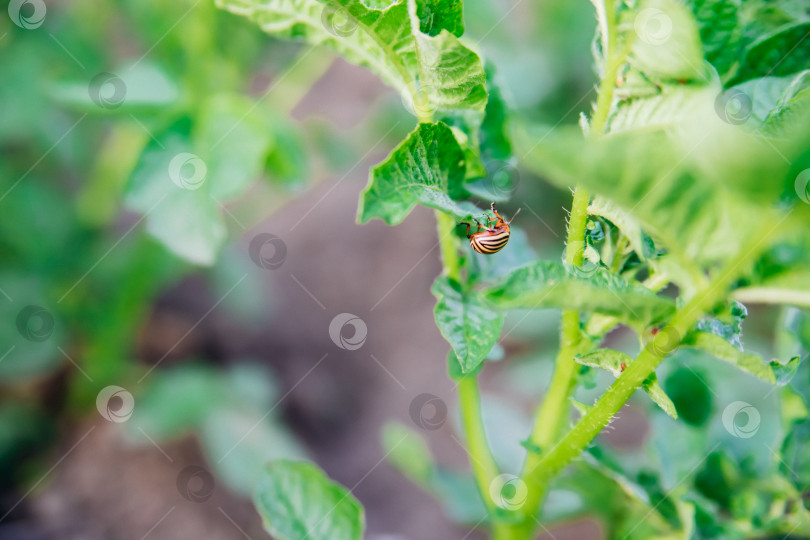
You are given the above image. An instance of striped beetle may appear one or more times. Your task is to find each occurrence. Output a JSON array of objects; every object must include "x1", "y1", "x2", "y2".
[{"x1": 462, "y1": 202, "x2": 521, "y2": 255}]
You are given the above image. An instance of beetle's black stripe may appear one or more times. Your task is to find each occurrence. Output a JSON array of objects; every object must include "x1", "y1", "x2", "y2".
[
  {"x1": 480, "y1": 238, "x2": 509, "y2": 250},
  {"x1": 471, "y1": 231, "x2": 510, "y2": 254},
  {"x1": 486, "y1": 233, "x2": 510, "y2": 243},
  {"x1": 472, "y1": 242, "x2": 506, "y2": 254},
  {"x1": 480, "y1": 232, "x2": 510, "y2": 245},
  {"x1": 478, "y1": 242, "x2": 508, "y2": 252},
  {"x1": 484, "y1": 231, "x2": 510, "y2": 241}
]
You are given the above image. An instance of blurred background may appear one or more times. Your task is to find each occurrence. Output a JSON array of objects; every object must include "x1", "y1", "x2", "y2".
[{"x1": 0, "y1": 0, "x2": 803, "y2": 539}]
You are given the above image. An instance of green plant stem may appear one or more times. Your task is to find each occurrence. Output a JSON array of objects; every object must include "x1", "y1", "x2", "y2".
[
  {"x1": 515, "y1": 186, "x2": 589, "y2": 531},
  {"x1": 566, "y1": 187, "x2": 591, "y2": 266},
  {"x1": 458, "y1": 376, "x2": 499, "y2": 512},
  {"x1": 506, "y1": 219, "x2": 783, "y2": 538},
  {"x1": 589, "y1": 0, "x2": 621, "y2": 137},
  {"x1": 437, "y1": 210, "x2": 462, "y2": 280},
  {"x1": 524, "y1": 187, "x2": 590, "y2": 451},
  {"x1": 610, "y1": 235, "x2": 630, "y2": 273},
  {"x1": 526, "y1": 311, "x2": 581, "y2": 448},
  {"x1": 436, "y1": 210, "x2": 500, "y2": 518},
  {"x1": 520, "y1": 0, "x2": 618, "y2": 467},
  {"x1": 512, "y1": 0, "x2": 621, "y2": 530}
]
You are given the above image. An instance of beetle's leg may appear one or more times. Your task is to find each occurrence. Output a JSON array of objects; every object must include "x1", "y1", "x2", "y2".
[
  {"x1": 509, "y1": 208, "x2": 521, "y2": 223},
  {"x1": 460, "y1": 222, "x2": 472, "y2": 238},
  {"x1": 473, "y1": 217, "x2": 492, "y2": 232},
  {"x1": 478, "y1": 214, "x2": 499, "y2": 230},
  {"x1": 487, "y1": 202, "x2": 500, "y2": 226},
  {"x1": 488, "y1": 203, "x2": 507, "y2": 226}
]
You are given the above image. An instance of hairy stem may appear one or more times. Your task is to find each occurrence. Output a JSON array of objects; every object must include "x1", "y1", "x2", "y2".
[
  {"x1": 521, "y1": 0, "x2": 619, "y2": 472},
  {"x1": 566, "y1": 187, "x2": 592, "y2": 266},
  {"x1": 515, "y1": 185, "x2": 589, "y2": 530},
  {"x1": 510, "y1": 0, "x2": 621, "y2": 529},
  {"x1": 510, "y1": 218, "x2": 783, "y2": 536},
  {"x1": 589, "y1": 0, "x2": 621, "y2": 136},
  {"x1": 523, "y1": 0, "x2": 615, "y2": 476},
  {"x1": 524, "y1": 186, "x2": 591, "y2": 450}
]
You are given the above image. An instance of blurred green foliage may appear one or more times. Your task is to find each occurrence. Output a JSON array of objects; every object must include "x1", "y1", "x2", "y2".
[{"x1": 0, "y1": 0, "x2": 321, "y2": 510}]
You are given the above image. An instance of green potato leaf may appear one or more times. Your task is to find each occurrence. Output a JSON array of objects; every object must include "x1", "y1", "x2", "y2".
[
  {"x1": 52, "y1": 63, "x2": 180, "y2": 114},
  {"x1": 125, "y1": 123, "x2": 224, "y2": 265},
  {"x1": 481, "y1": 261, "x2": 675, "y2": 326},
  {"x1": 625, "y1": 0, "x2": 708, "y2": 82},
  {"x1": 127, "y1": 365, "x2": 227, "y2": 439},
  {"x1": 265, "y1": 115, "x2": 310, "y2": 189},
  {"x1": 125, "y1": 98, "x2": 280, "y2": 265},
  {"x1": 432, "y1": 276, "x2": 504, "y2": 374},
  {"x1": 193, "y1": 94, "x2": 274, "y2": 200},
  {"x1": 254, "y1": 460, "x2": 364, "y2": 540},
  {"x1": 129, "y1": 364, "x2": 307, "y2": 495},
  {"x1": 415, "y1": 0, "x2": 464, "y2": 37},
  {"x1": 0, "y1": 275, "x2": 66, "y2": 382},
  {"x1": 683, "y1": 331, "x2": 801, "y2": 385},
  {"x1": 734, "y1": 21, "x2": 810, "y2": 85},
  {"x1": 358, "y1": 122, "x2": 482, "y2": 224},
  {"x1": 686, "y1": 0, "x2": 742, "y2": 77},
  {"x1": 552, "y1": 451, "x2": 689, "y2": 537},
  {"x1": 380, "y1": 421, "x2": 487, "y2": 524},
  {"x1": 514, "y1": 121, "x2": 796, "y2": 273},
  {"x1": 201, "y1": 409, "x2": 307, "y2": 495},
  {"x1": 144, "y1": 187, "x2": 227, "y2": 266},
  {"x1": 609, "y1": 85, "x2": 719, "y2": 133},
  {"x1": 216, "y1": 0, "x2": 487, "y2": 113},
  {"x1": 781, "y1": 418, "x2": 810, "y2": 495},
  {"x1": 576, "y1": 349, "x2": 678, "y2": 418},
  {"x1": 380, "y1": 422, "x2": 434, "y2": 487},
  {"x1": 734, "y1": 268, "x2": 810, "y2": 308}
]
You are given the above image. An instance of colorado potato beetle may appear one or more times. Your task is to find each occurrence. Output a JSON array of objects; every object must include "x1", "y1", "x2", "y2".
[{"x1": 462, "y1": 202, "x2": 520, "y2": 255}]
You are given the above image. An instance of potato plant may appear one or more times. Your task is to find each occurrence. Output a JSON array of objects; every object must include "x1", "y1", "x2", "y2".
[
  {"x1": 2, "y1": 0, "x2": 810, "y2": 538},
  {"x1": 209, "y1": 0, "x2": 810, "y2": 538}
]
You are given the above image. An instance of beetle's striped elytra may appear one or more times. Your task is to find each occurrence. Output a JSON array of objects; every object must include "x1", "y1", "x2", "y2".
[{"x1": 462, "y1": 202, "x2": 520, "y2": 255}]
